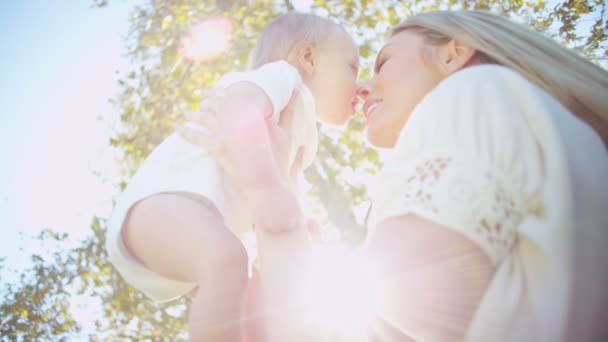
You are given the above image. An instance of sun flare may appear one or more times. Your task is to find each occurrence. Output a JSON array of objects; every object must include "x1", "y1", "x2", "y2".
[
  {"x1": 306, "y1": 245, "x2": 382, "y2": 337},
  {"x1": 179, "y1": 16, "x2": 233, "y2": 62}
]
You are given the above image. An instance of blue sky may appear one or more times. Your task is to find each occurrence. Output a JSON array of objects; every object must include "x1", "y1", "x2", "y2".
[{"x1": 0, "y1": 1, "x2": 135, "y2": 272}]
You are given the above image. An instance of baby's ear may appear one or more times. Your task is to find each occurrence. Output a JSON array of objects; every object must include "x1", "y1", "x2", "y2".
[{"x1": 287, "y1": 40, "x2": 315, "y2": 76}]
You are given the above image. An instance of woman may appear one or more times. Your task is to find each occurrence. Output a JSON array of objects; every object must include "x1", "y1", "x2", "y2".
[
  {"x1": 359, "y1": 10, "x2": 608, "y2": 341},
  {"x1": 181, "y1": 10, "x2": 608, "y2": 341}
]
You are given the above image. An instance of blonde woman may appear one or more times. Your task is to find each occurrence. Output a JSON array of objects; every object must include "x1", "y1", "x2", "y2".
[
  {"x1": 359, "y1": 10, "x2": 608, "y2": 341},
  {"x1": 182, "y1": 10, "x2": 608, "y2": 341}
]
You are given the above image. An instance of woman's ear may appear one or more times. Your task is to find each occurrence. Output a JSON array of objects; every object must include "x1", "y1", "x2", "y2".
[
  {"x1": 435, "y1": 39, "x2": 477, "y2": 76},
  {"x1": 287, "y1": 40, "x2": 315, "y2": 76}
]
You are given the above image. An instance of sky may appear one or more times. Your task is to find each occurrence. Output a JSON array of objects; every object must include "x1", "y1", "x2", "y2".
[{"x1": 0, "y1": 1, "x2": 135, "y2": 273}]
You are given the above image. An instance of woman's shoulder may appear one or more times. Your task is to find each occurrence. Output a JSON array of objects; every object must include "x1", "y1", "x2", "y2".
[
  {"x1": 442, "y1": 64, "x2": 532, "y2": 90},
  {"x1": 399, "y1": 64, "x2": 551, "y2": 160},
  {"x1": 415, "y1": 64, "x2": 552, "y2": 123},
  {"x1": 427, "y1": 64, "x2": 548, "y2": 109},
  {"x1": 411, "y1": 65, "x2": 531, "y2": 122}
]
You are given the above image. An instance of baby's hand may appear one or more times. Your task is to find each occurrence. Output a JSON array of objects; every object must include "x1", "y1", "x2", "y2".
[{"x1": 249, "y1": 184, "x2": 304, "y2": 233}]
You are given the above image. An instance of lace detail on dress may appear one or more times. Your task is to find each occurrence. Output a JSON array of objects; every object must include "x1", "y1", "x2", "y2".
[
  {"x1": 399, "y1": 157, "x2": 520, "y2": 263},
  {"x1": 476, "y1": 181, "x2": 520, "y2": 253},
  {"x1": 402, "y1": 158, "x2": 451, "y2": 215}
]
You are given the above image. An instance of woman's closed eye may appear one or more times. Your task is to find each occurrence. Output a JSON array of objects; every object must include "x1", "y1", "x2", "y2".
[{"x1": 374, "y1": 57, "x2": 387, "y2": 74}]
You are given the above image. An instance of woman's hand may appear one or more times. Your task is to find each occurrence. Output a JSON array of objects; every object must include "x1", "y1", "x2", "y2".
[{"x1": 176, "y1": 89, "x2": 232, "y2": 174}]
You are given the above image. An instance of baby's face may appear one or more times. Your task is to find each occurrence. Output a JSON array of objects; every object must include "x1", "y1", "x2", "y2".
[{"x1": 308, "y1": 28, "x2": 360, "y2": 126}]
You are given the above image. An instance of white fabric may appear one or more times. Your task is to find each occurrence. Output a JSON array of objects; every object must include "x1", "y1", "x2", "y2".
[
  {"x1": 370, "y1": 65, "x2": 608, "y2": 341},
  {"x1": 106, "y1": 60, "x2": 317, "y2": 302},
  {"x1": 218, "y1": 60, "x2": 318, "y2": 169}
]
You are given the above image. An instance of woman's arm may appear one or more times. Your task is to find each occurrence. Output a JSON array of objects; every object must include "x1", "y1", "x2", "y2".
[{"x1": 367, "y1": 214, "x2": 494, "y2": 341}]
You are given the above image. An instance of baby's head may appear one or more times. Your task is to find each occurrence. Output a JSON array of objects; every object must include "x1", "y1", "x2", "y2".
[{"x1": 249, "y1": 12, "x2": 359, "y2": 126}]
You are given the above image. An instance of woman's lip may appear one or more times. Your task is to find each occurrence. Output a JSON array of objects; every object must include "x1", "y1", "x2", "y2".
[{"x1": 364, "y1": 101, "x2": 381, "y2": 119}]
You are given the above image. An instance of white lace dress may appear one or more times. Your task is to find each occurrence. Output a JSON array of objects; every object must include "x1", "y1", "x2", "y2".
[{"x1": 369, "y1": 65, "x2": 608, "y2": 341}]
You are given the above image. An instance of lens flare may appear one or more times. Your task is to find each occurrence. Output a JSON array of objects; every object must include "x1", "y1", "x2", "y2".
[
  {"x1": 306, "y1": 245, "x2": 382, "y2": 337},
  {"x1": 179, "y1": 16, "x2": 233, "y2": 62}
]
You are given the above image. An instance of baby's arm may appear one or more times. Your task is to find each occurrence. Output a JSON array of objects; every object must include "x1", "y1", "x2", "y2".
[{"x1": 217, "y1": 81, "x2": 303, "y2": 232}]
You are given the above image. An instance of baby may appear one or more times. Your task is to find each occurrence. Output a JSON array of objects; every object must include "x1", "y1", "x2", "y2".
[{"x1": 106, "y1": 12, "x2": 359, "y2": 341}]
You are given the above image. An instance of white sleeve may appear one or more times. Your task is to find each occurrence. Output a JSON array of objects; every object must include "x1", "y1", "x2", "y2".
[
  {"x1": 216, "y1": 60, "x2": 302, "y2": 123},
  {"x1": 370, "y1": 65, "x2": 548, "y2": 265}
]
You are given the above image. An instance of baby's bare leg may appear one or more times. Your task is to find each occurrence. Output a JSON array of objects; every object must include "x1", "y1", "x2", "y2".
[{"x1": 123, "y1": 193, "x2": 248, "y2": 342}]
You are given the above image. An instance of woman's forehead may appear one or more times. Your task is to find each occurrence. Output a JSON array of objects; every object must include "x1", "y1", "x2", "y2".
[{"x1": 378, "y1": 31, "x2": 423, "y2": 55}]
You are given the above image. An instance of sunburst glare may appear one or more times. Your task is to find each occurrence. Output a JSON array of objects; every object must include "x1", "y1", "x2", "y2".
[
  {"x1": 179, "y1": 16, "x2": 233, "y2": 62},
  {"x1": 306, "y1": 245, "x2": 382, "y2": 337}
]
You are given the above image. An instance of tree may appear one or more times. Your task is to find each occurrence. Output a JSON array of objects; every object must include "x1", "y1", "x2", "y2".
[
  {"x1": 0, "y1": 231, "x2": 81, "y2": 341},
  {"x1": 2, "y1": 0, "x2": 605, "y2": 340}
]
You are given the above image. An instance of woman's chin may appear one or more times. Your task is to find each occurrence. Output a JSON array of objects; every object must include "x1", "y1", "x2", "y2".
[{"x1": 365, "y1": 126, "x2": 397, "y2": 149}]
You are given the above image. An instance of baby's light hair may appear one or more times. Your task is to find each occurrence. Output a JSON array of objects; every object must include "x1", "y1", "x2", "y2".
[{"x1": 248, "y1": 12, "x2": 340, "y2": 69}]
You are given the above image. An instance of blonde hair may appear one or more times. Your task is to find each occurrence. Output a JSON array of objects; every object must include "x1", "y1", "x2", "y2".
[
  {"x1": 393, "y1": 10, "x2": 608, "y2": 146},
  {"x1": 248, "y1": 12, "x2": 340, "y2": 69}
]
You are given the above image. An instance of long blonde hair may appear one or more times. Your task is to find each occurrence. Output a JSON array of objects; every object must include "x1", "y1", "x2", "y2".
[
  {"x1": 393, "y1": 10, "x2": 608, "y2": 146},
  {"x1": 248, "y1": 12, "x2": 340, "y2": 69}
]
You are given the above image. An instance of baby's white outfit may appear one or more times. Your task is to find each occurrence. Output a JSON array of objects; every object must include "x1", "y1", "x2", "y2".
[{"x1": 106, "y1": 61, "x2": 317, "y2": 302}]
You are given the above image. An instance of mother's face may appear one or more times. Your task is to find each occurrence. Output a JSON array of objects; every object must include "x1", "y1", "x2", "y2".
[{"x1": 360, "y1": 31, "x2": 445, "y2": 148}]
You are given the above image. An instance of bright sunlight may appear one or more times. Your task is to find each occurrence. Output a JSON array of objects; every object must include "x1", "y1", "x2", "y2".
[
  {"x1": 179, "y1": 16, "x2": 233, "y2": 62},
  {"x1": 306, "y1": 245, "x2": 383, "y2": 337}
]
